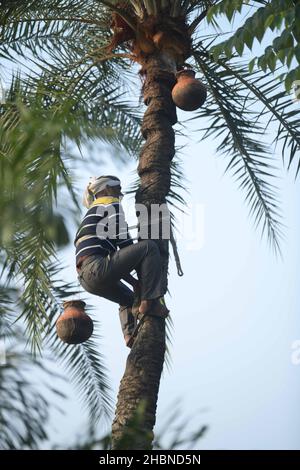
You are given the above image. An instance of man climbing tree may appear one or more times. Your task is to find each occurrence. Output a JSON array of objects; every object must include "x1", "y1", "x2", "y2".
[{"x1": 75, "y1": 174, "x2": 168, "y2": 348}]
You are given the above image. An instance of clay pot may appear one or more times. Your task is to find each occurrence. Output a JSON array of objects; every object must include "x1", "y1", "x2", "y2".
[
  {"x1": 172, "y1": 69, "x2": 207, "y2": 111},
  {"x1": 56, "y1": 300, "x2": 93, "y2": 344}
]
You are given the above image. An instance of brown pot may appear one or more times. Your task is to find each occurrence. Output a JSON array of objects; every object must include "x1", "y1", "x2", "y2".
[
  {"x1": 56, "y1": 300, "x2": 93, "y2": 345},
  {"x1": 172, "y1": 69, "x2": 207, "y2": 111}
]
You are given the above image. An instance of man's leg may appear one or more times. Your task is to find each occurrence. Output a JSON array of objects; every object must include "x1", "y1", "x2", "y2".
[
  {"x1": 79, "y1": 263, "x2": 136, "y2": 339},
  {"x1": 106, "y1": 240, "x2": 165, "y2": 301},
  {"x1": 119, "y1": 306, "x2": 136, "y2": 339},
  {"x1": 93, "y1": 280, "x2": 136, "y2": 339}
]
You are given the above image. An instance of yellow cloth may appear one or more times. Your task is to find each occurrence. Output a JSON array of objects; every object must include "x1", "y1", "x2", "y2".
[
  {"x1": 76, "y1": 197, "x2": 121, "y2": 247},
  {"x1": 91, "y1": 196, "x2": 120, "y2": 206}
]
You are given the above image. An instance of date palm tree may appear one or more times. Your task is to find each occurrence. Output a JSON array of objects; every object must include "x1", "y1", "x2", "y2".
[{"x1": 1, "y1": 0, "x2": 299, "y2": 449}]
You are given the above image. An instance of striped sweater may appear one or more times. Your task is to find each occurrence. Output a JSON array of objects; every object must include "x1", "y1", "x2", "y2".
[{"x1": 74, "y1": 196, "x2": 133, "y2": 265}]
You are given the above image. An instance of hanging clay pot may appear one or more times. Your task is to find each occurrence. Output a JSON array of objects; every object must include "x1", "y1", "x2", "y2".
[
  {"x1": 56, "y1": 300, "x2": 93, "y2": 344},
  {"x1": 172, "y1": 69, "x2": 207, "y2": 111}
]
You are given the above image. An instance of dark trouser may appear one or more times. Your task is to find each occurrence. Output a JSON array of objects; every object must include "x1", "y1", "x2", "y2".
[{"x1": 77, "y1": 240, "x2": 164, "y2": 336}]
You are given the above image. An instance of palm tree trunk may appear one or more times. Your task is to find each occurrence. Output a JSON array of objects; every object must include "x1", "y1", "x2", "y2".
[{"x1": 111, "y1": 52, "x2": 177, "y2": 450}]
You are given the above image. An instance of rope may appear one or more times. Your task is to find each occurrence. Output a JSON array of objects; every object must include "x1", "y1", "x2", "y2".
[{"x1": 170, "y1": 226, "x2": 184, "y2": 277}]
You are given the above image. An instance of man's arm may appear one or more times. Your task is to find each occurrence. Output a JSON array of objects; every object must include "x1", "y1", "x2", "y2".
[{"x1": 115, "y1": 203, "x2": 134, "y2": 249}]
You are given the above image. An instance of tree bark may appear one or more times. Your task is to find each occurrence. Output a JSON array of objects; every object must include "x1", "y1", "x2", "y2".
[{"x1": 111, "y1": 53, "x2": 177, "y2": 450}]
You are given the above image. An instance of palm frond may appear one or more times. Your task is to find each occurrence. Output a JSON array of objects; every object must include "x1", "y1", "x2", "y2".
[
  {"x1": 1, "y1": 75, "x2": 115, "y2": 419},
  {"x1": 207, "y1": 0, "x2": 300, "y2": 90},
  {"x1": 44, "y1": 272, "x2": 114, "y2": 423},
  {"x1": 0, "y1": 1, "x2": 109, "y2": 63},
  {"x1": 0, "y1": 87, "x2": 114, "y2": 417},
  {"x1": 47, "y1": 313, "x2": 114, "y2": 423},
  {"x1": 193, "y1": 48, "x2": 284, "y2": 253},
  {"x1": 212, "y1": 59, "x2": 300, "y2": 176},
  {"x1": 0, "y1": 306, "x2": 65, "y2": 450},
  {"x1": 1, "y1": 262, "x2": 114, "y2": 424}
]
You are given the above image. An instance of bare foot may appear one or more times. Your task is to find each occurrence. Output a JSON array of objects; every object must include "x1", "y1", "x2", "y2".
[{"x1": 139, "y1": 299, "x2": 153, "y2": 315}]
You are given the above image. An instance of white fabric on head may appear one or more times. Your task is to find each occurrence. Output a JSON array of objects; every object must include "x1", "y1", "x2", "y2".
[{"x1": 82, "y1": 176, "x2": 121, "y2": 208}]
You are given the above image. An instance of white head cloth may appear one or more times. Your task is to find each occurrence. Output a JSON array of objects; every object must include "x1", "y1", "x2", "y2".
[{"x1": 82, "y1": 176, "x2": 121, "y2": 208}]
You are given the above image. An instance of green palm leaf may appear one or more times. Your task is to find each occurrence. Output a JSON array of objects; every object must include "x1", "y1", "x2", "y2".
[
  {"x1": 193, "y1": 48, "x2": 284, "y2": 252},
  {"x1": 0, "y1": 293, "x2": 66, "y2": 449}
]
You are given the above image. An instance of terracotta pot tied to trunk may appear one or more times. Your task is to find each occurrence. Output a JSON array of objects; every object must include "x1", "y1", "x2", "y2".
[
  {"x1": 172, "y1": 69, "x2": 207, "y2": 111},
  {"x1": 56, "y1": 300, "x2": 93, "y2": 344}
]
